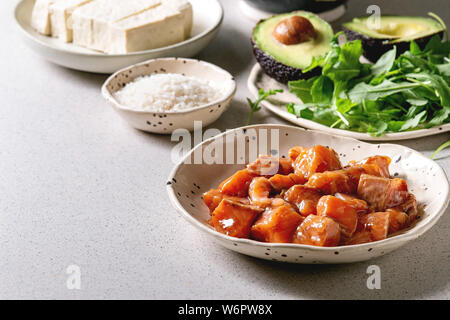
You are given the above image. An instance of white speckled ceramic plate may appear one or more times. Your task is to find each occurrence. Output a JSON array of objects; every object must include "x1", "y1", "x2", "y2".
[
  {"x1": 14, "y1": 0, "x2": 223, "y2": 73},
  {"x1": 248, "y1": 64, "x2": 450, "y2": 141},
  {"x1": 167, "y1": 124, "x2": 449, "y2": 264}
]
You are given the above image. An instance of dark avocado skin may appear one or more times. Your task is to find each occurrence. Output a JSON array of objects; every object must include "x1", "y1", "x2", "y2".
[
  {"x1": 252, "y1": 39, "x2": 320, "y2": 84},
  {"x1": 343, "y1": 27, "x2": 444, "y2": 62}
]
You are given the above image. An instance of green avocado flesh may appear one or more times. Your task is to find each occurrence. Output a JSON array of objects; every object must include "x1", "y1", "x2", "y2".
[
  {"x1": 343, "y1": 16, "x2": 445, "y2": 42},
  {"x1": 253, "y1": 11, "x2": 333, "y2": 70}
]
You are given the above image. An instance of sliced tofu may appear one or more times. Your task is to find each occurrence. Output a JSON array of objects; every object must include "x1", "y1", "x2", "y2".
[
  {"x1": 106, "y1": 3, "x2": 186, "y2": 54},
  {"x1": 31, "y1": 0, "x2": 60, "y2": 35},
  {"x1": 93, "y1": 0, "x2": 162, "y2": 52},
  {"x1": 165, "y1": 0, "x2": 193, "y2": 38},
  {"x1": 49, "y1": 0, "x2": 95, "y2": 42},
  {"x1": 72, "y1": 0, "x2": 161, "y2": 50}
]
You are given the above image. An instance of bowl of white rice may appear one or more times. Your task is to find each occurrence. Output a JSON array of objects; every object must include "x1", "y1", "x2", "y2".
[{"x1": 102, "y1": 58, "x2": 236, "y2": 134}]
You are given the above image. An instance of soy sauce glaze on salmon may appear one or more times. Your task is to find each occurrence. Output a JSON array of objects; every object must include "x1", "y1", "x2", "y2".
[{"x1": 202, "y1": 145, "x2": 419, "y2": 247}]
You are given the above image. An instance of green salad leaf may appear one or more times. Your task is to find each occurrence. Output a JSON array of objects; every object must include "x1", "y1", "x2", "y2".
[
  {"x1": 246, "y1": 89, "x2": 283, "y2": 125},
  {"x1": 286, "y1": 31, "x2": 450, "y2": 136}
]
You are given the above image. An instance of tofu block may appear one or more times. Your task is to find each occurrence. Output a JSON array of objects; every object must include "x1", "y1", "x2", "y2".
[
  {"x1": 72, "y1": 0, "x2": 161, "y2": 50},
  {"x1": 31, "y1": 0, "x2": 59, "y2": 35},
  {"x1": 49, "y1": 0, "x2": 94, "y2": 42},
  {"x1": 165, "y1": 0, "x2": 193, "y2": 38},
  {"x1": 93, "y1": 0, "x2": 162, "y2": 52},
  {"x1": 106, "y1": 3, "x2": 185, "y2": 54}
]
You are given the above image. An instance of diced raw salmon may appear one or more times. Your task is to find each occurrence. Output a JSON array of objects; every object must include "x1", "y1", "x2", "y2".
[
  {"x1": 293, "y1": 145, "x2": 342, "y2": 180},
  {"x1": 335, "y1": 193, "x2": 369, "y2": 214},
  {"x1": 202, "y1": 189, "x2": 250, "y2": 213},
  {"x1": 385, "y1": 178, "x2": 409, "y2": 208},
  {"x1": 288, "y1": 146, "x2": 307, "y2": 162},
  {"x1": 247, "y1": 155, "x2": 293, "y2": 177},
  {"x1": 357, "y1": 174, "x2": 409, "y2": 211},
  {"x1": 292, "y1": 215, "x2": 341, "y2": 247},
  {"x1": 348, "y1": 156, "x2": 391, "y2": 178},
  {"x1": 251, "y1": 202, "x2": 304, "y2": 243},
  {"x1": 306, "y1": 170, "x2": 356, "y2": 194},
  {"x1": 219, "y1": 169, "x2": 255, "y2": 197},
  {"x1": 210, "y1": 199, "x2": 263, "y2": 238},
  {"x1": 203, "y1": 189, "x2": 224, "y2": 212},
  {"x1": 345, "y1": 230, "x2": 372, "y2": 245},
  {"x1": 248, "y1": 177, "x2": 272, "y2": 207},
  {"x1": 317, "y1": 195, "x2": 358, "y2": 238},
  {"x1": 283, "y1": 185, "x2": 323, "y2": 217},
  {"x1": 269, "y1": 173, "x2": 306, "y2": 192},
  {"x1": 386, "y1": 209, "x2": 409, "y2": 234},
  {"x1": 391, "y1": 194, "x2": 419, "y2": 221},
  {"x1": 358, "y1": 212, "x2": 390, "y2": 241},
  {"x1": 342, "y1": 166, "x2": 367, "y2": 186}
]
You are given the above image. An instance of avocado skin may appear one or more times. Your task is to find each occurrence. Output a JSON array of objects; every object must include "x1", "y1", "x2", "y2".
[
  {"x1": 343, "y1": 27, "x2": 444, "y2": 62},
  {"x1": 252, "y1": 39, "x2": 320, "y2": 84}
]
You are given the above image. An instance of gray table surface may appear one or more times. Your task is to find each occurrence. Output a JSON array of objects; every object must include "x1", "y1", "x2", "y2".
[{"x1": 1, "y1": 0, "x2": 449, "y2": 300}]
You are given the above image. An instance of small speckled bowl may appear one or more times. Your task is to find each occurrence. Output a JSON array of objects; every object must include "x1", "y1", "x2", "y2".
[
  {"x1": 101, "y1": 58, "x2": 236, "y2": 134},
  {"x1": 167, "y1": 124, "x2": 450, "y2": 264}
]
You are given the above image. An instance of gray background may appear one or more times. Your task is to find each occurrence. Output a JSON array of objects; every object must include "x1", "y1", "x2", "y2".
[{"x1": 0, "y1": 0, "x2": 449, "y2": 299}]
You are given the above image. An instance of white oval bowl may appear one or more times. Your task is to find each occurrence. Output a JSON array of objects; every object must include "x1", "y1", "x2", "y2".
[
  {"x1": 102, "y1": 58, "x2": 236, "y2": 134},
  {"x1": 248, "y1": 64, "x2": 450, "y2": 141},
  {"x1": 167, "y1": 124, "x2": 449, "y2": 264},
  {"x1": 14, "y1": 0, "x2": 223, "y2": 74}
]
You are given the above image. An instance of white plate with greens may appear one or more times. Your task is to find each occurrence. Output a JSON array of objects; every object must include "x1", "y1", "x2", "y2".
[
  {"x1": 14, "y1": 0, "x2": 223, "y2": 74},
  {"x1": 248, "y1": 34, "x2": 450, "y2": 141}
]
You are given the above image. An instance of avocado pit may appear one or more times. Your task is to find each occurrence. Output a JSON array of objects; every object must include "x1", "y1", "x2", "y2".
[{"x1": 273, "y1": 16, "x2": 316, "y2": 45}]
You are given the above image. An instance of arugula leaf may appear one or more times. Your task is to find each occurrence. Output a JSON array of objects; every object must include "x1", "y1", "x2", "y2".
[
  {"x1": 371, "y1": 47, "x2": 397, "y2": 77},
  {"x1": 348, "y1": 80, "x2": 421, "y2": 103},
  {"x1": 246, "y1": 89, "x2": 283, "y2": 125},
  {"x1": 288, "y1": 77, "x2": 316, "y2": 103},
  {"x1": 311, "y1": 76, "x2": 334, "y2": 104}
]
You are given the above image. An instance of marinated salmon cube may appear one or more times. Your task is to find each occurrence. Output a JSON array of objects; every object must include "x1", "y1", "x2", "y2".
[
  {"x1": 292, "y1": 215, "x2": 341, "y2": 247},
  {"x1": 203, "y1": 189, "x2": 225, "y2": 212},
  {"x1": 391, "y1": 194, "x2": 419, "y2": 221},
  {"x1": 202, "y1": 189, "x2": 250, "y2": 213},
  {"x1": 219, "y1": 169, "x2": 255, "y2": 197},
  {"x1": 210, "y1": 199, "x2": 263, "y2": 238},
  {"x1": 386, "y1": 209, "x2": 409, "y2": 234},
  {"x1": 293, "y1": 145, "x2": 342, "y2": 180},
  {"x1": 278, "y1": 158, "x2": 294, "y2": 175},
  {"x1": 345, "y1": 230, "x2": 372, "y2": 245},
  {"x1": 348, "y1": 156, "x2": 391, "y2": 178},
  {"x1": 342, "y1": 166, "x2": 366, "y2": 187},
  {"x1": 306, "y1": 170, "x2": 355, "y2": 194},
  {"x1": 288, "y1": 146, "x2": 307, "y2": 162},
  {"x1": 385, "y1": 178, "x2": 409, "y2": 208},
  {"x1": 358, "y1": 212, "x2": 390, "y2": 241},
  {"x1": 357, "y1": 174, "x2": 389, "y2": 210},
  {"x1": 317, "y1": 195, "x2": 358, "y2": 238},
  {"x1": 283, "y1": 185, "x2": 322, "y2": 217},
  {"x1": 335, "y1": 193, "x2": 369, "y2": 214},
  {"x1": 269, "y1": 173, "x2": 306, "y2": 192},
  {"x1": 249, "y1": 177, "x2": 272, "y2": 208},
  {"x1": 251, "y1": 202, "x2": 304, "y2": 243},
  {"x1": 357, "y1": 174, "x2": 409, "y2": 211},
  {"x1": 247, "y1": 155, "x2": 293, "y2": 176}
]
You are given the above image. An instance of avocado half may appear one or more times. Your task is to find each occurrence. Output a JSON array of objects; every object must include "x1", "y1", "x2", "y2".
[
  {"x1": 252, "y1": 11, "x2": 334, "y2": 84},
  {"x1": 343, "y1": 15, "x2": 445, "y2": 62}
]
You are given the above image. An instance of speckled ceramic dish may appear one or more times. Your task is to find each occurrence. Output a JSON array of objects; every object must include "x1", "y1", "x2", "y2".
[
  {"x1": 14, "y1": 0, "x2": 223, "y2": 73},
  {"x1": 102, "y1": 58, "x2": 236, "y2": 134},
  {"x1": 167, "y1": 124, "x2": 449, "y2": 264},
  {"x1": 248, "y1": 64, "x2": 450, "y2": 141}
]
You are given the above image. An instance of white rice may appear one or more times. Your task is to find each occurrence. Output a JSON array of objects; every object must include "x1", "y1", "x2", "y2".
[{"x1": 114, "y1": 73, "x2": 224, "y2": 112}]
